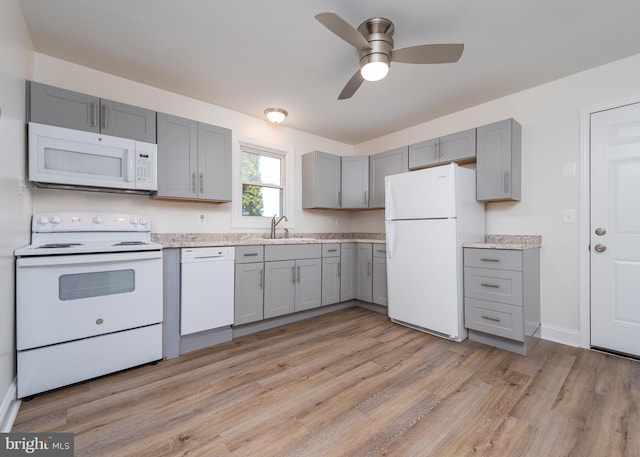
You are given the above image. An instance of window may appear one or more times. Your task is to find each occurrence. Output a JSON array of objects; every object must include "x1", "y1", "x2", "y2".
[
  {"x1": 241, "y1": 149, "x2": 284, "y2": 218},
  {"x1": 233, "y1": 139, "x2": 294, "y2": 229}
]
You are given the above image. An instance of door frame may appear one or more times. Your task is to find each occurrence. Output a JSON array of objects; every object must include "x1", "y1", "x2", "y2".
[{"x1": 578, "y1": 94, "x2": 640, "y2": 348}]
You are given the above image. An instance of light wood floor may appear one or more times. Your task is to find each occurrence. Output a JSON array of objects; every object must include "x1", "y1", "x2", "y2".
[{"x1": 13, "y1": 307, "x2": 640, "y2": 457}]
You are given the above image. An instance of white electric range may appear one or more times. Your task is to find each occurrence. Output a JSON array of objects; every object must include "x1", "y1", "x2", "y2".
[{"x1": 15, "y1": 212, "x2": 164, "y2": 398}]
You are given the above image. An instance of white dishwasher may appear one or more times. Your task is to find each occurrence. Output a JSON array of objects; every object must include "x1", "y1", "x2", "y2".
[{"x1": 180, "y1": 247, "x2": 235, "y2": 335}]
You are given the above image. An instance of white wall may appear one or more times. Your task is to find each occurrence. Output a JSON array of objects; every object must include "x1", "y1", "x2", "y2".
[
  {"x1": 30, "y1": 54, "x2": 356, "y2": 235},
  {"x1": 353, "y1": 53, "x2": 640, "y2": 345},
  {"x1": 0, "y1": 0, "x2": 33, "y2": 419}
]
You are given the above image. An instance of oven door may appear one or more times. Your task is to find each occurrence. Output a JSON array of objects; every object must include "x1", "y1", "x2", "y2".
[{"x1": 16, "y1": 250, "x2": 163, "y2": 351}]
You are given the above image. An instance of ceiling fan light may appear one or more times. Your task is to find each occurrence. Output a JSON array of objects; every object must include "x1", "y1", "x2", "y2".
[
  {"x1": 361, "y1": 61, "x2": 389, "y2": 82},
  {"x1": 264, "y1": 108, "x2": 288, "y2": 124}
]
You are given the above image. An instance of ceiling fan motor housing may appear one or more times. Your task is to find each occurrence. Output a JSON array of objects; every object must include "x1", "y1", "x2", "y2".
[{"x1": 357, "y1": 17, "x2": 394, "y2": 68}]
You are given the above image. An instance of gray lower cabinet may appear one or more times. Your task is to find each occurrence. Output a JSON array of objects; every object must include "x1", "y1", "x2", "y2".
[
  {"x1": 369, "y1": 147, "x2": 409, "y2": 209},
  {"x1": 340, "y1": 243, "x2": 356, "y2": 301},
  {"x1": 234, "y1": 246, "x2": 265, "y2": 325},
  {"x1": 476, "y1": 118, "x2": 521, "y2": 202},
  {"x1": 264, "y1": 245, "x2": 322, "y2": 318},
  {"x1": 355, "y1": 243, "x2": 373, "y2": 302},
  {"x1": 27, "y1": 81, "x2": 156, "y2": 143},
  {"x1": 463, "y1": 247, "x2": 540, "y2": 355},
  {"x1": 409, "y1": 128, "x2": 476, "y2": 170},
  {"x1": 156, "y1": 113, "x2": 231, "y2": 202},
  {"x1": 341, "y1": 156, "x2": 370, "y2": 209},
  {"x1": 302, "y1": 151, "x2": 341, "y2": 209},
  {"x1": 322, "y1": 244, "x2": 341, "y2": 306},
  {"x1": 372, "y1": 245, "x2": 388, "y2": 306}
]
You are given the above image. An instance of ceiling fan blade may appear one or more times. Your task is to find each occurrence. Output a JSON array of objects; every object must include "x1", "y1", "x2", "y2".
[
  {"x1": 315, "y1": 12, "x2": 371, "y2": 50},
  {"x1": 338, "y1": 70, "x2": 365, "y2": 100},
  {"x1": 391, "y1": 43, "x2": 464, "y2": 64}
]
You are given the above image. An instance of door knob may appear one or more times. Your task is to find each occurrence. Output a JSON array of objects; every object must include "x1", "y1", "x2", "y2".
[
  {"x1": 594, "y1": 244, "x2": 607, "y2": 253},
  {"x1": 595, "y1": 227, "x2": 606, "y2": 236}
]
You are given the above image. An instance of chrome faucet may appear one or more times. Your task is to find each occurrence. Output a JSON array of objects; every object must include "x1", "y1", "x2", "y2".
[{"x1": 270, "y1": 214, "x2": 288, "y2": 238}]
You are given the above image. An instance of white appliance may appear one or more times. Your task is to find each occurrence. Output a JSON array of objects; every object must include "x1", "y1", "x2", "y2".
[
  {"x1": 15, "y1": 212, "x2": 164, "y2": 398},
  {"x1": 385, "y1": 163, "x2": 485, "y2": 341},
  {"x1": 28, "y1": 122, "x2": 157, "y2": 194},
  {"x1": 180, "y1": 247, "x2": 235, "y2": 335}
]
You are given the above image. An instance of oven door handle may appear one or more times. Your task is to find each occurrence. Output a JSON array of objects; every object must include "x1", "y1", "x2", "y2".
[{"x1": 16, "y1": 250, "x2": 162, "y2": 267}]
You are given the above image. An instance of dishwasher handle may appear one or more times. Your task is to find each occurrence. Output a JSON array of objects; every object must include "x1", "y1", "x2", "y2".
[{"x1": 181, "y1": 247, "x2": 235, "y2": 263}]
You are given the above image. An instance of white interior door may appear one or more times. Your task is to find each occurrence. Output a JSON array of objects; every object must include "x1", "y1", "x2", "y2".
[{"x1": 590, "y1": 102, "x2": 640, "y2": 357}]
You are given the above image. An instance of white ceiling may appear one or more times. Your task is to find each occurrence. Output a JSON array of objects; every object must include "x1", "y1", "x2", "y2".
[{"x1": 17, "y1": 0, "x2": 640, "y2": 145}]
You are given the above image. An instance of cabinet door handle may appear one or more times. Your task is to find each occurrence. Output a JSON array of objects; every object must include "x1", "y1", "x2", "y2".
[
  {"x1": 364, "y1": 190, "x2": 368, "y2": 205},
  {"x1": 101, "y1": 103, "x2": 108, "y2": 129},
  {"x1": 259, "y1": 269, "x2": 263, "y2": 289},
  {"x1": 291, "y1": 266, "x2": 296, "y2": 284},
  {"x1": 481, "y1": 315, "x2": 501, "y2": 322},
  {"x1": 338, "y1": 190, "x2": 341, "y2": 207},
  {"x1": 438, "y1": 140, "x2": 443, "y2": 160},
  {"x1": 191, "y1": 173, "x2": 197, "y2": 194},
  {"x1": 367, "y1": 261, "x2": 371, "y2": 277},
  {"x1": 480, "y1": 258, "x2": 500, "y2": 263},
  {"x1": 338, "y1": 262, "x2": 341, "y2": 278},
  {"x1": 504, "y1": 172, "x2": 509, "y2": 193},
  {"x1": 90, "y1": 102, "x2": 97, "y2": 128},
  {"x1": 480, "y1": 283, "x2": 500, "y2": 288},
  {"x1": 297, "y1": 266, "x2": 301, "y2": 283},
  {"x1": 199, "y1": 173, "x2": 204, "y2": 194}
]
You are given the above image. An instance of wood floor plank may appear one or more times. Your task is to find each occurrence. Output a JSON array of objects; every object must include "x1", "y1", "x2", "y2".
[{"x1": 11, "y1": 307, "x2": 640, "y2": 457}]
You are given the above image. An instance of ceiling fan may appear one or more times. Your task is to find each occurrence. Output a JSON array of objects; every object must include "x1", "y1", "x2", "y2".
[{"x1": 315, "y1": 12, "x2": 464, "y2": 100}]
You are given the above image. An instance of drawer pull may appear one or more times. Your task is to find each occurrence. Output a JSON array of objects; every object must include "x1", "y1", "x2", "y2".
[
  {"x1": 327, "y1": 249, "x2": 338, "y2": 252},
  {"x1": 480, "y1": 283, "x2": 500, "y2": 288},
  {"x1": 376, "y1": 249, "x2": 386, "y2": 253},
  {"x1": 481, "y1": 315, "x2": 501, "y2": 322},
  {"x1": 243, "y1": 253, "x2": 259, "y2": 257},
  {"x1": 480, "y1": 258, "x2": 500, "y2": 262}
]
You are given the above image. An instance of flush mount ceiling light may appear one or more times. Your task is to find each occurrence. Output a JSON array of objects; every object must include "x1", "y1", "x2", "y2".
[{"x1": 264, "y1": 108, "x2": 288, "y2": 124}]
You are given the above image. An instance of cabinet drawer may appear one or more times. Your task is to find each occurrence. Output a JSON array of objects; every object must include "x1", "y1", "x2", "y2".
[
  {"x1": 464, "y1": 267, "x2": 523, "y2": 306},
  {"x1": 235, "y1": 245, "x2": 264, "y2": 263},
  {"x1": 465, "y1": 298, "x2": 524, "y2": 342},
  {"x1": 373, "y1": 244, "x2": 387, "y2": 258},
  {"x1": 265, "y1": 244, "x2": 322, "y2": 261},
  {"x1": 322, "y1": 244, "x2": 340, "y2": 257},
  {"x1": 464, "y1": 248, "x2": 522, "y2": 271}
]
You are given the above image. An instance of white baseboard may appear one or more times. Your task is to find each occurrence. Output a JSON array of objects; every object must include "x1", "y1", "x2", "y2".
[
  {"x1": 0, "y1": 379, "x2": 21, "y2": 432},
  {"x1": 541, "y1": 323, "x2": 582, "y2": 348}
]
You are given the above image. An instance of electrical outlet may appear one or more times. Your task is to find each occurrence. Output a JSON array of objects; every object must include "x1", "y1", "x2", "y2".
[
  {"x1": 199, "y1": 213, "x2": 206, "y2": 224},
  {"x1": 18, "y1": 173, "x2": 26, "y2": 194}
]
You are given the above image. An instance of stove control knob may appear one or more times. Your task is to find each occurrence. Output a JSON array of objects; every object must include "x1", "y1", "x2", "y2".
[
  {"x1": 93, "y1": 216, "x2": 103, "y2": 225},
  {"x1": 50, "y1": 216, "x2": 61, "y2": 225},
  {"x1": 130, "y1": 218, "x2": 139, "y2": 225},
  {"x1": 37, "y1": 216, "x2": 49, "y2": 225},
  {"x1": 138, "y1": 218, "x2": 149, "y2": 226}
]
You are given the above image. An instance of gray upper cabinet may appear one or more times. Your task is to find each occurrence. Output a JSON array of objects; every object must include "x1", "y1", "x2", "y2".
[
  {"x1": 476, "y1": 119, "x2": 522, "y2": 202},
  {"x1": 302, "y1": 151, "x2": 341, "y2": 209},
  {"x1": 369, "y1": 147, "x2": 409, "y2": 209},
  {"x1": 28, "y1": 81, "x2": 156, "y2": 143},
  {"x1": 341, "y1": 156, "x2": 369, "y2": 209},
  {"x1": 156, "y1": 113, "x2": 231, "y2": 202},
  {"x1": 409, "y1": 128, "x2": 476, "y2": 170}
]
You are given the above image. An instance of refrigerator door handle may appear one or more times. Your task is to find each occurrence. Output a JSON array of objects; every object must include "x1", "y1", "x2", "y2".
[
  {"x1": 385, "y1": 181, "x2": 394, "y2": 220},
  {"x1": 386, "y1": 221, "x2": 394, "y2": 259}
]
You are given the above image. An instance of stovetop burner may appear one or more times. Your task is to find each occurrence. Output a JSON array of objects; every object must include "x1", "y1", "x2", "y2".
[{"x1": 38, "y1": 243, "x2": 83, "y2": 249}]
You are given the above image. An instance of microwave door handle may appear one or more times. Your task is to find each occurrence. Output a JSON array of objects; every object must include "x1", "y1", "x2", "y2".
[{"x1": 126, "y1": 149, "x2": 135, "y2": 182}]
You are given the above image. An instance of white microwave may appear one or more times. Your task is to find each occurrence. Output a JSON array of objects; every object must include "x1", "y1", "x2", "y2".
[{"x1": 28, "y1": 122, "x2": 157, "y2": 194}]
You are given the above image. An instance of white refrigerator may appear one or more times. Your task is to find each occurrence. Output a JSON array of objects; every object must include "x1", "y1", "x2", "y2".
[{"x1": 385, "y1": 163, "x2": 485, "y2": 341}]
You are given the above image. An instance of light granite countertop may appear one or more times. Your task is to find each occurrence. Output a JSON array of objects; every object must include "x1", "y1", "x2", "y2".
[
  {"x1": 152, "y1": 232, "x2": 386, "y2": 248},
  {"x1": 463, "y1": 235, "x2": 542, "y2": 250}
]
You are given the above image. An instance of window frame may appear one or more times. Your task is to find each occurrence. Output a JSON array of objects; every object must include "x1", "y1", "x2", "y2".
[{"x1": 232, "y1": 137, "x2": 294, "y2": 230}]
